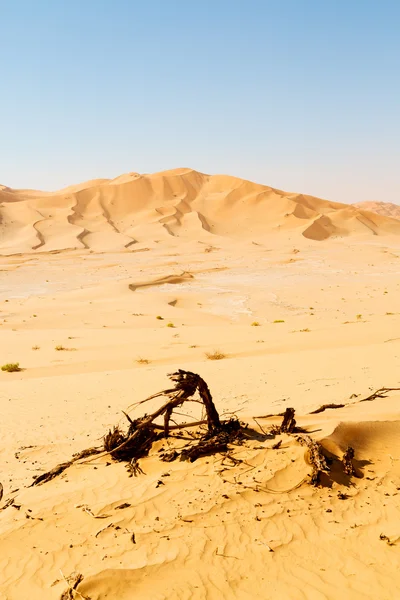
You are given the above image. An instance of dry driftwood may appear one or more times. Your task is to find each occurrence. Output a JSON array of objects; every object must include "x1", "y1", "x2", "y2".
[
  {"x1": 280, "y1": 407, "x2": 297, "y2": 433},
  {"x1": 31, "y1": 448, "x2": 102, "y2": 487},
  {"x1": 103, "y1": 370, "x2": 222, "y2": 462},
  {"x1": 271, "y1": 410, "x2": 329, "y2": 485},
  {"x1": 31, "y1": 370, "x2": 229, "y2": 485},
  {"x1": 308, "y1": 387, "x2": 400, "y2": 415},
  {"x1": 180, "y1": 420, "x2": 241, "y2": 462},
  {"x1": 309, "y1": 403, "x2": 345, "y2": 414},
  {"x1": 60, "y1": 571, "x2": 87, "y2": 600},
  {"x1": 342, "y1": 446, "x2": 356, "y2": 476},
  {"x1": 294, "y1": 434, "x2": 330, "y2": 485},
  {"x1": 28, "y1": 373, "x2": 388, "y2": 490},
  {"x1": 269, "y1": 407, "x2": 297, "y2": 435}
]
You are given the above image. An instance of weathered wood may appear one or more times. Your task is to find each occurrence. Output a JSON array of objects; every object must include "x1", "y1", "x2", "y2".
[
  {"x1": 309, "y1": 403, "x2": 345, "y2": 414},
  {"x1": 342, "y1": 446, "x2": 356, "y2": 476},
  {"x1": 294, "y1": 434, "x2": 329, "y2": 485},
  {"x1": 280, "y1": 407, "x2": 296, "y2": 433}
]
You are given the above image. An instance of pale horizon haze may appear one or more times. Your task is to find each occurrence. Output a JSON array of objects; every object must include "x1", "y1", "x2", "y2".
[{"x1": 1, "y1": 0, "x2": 399, "y2": 204}]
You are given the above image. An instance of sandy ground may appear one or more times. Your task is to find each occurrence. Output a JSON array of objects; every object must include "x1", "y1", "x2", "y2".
[{"x1": 1, "y1": 230, "x2": 400, "y2": 599}]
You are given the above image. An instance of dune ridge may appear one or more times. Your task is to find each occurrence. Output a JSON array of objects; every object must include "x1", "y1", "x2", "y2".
[
  {"x1": 1, "y1": 169, "x2": 400, "y2": 254},
  {"x1": 353, "y1": 201, "x2": 400, "y2": 221}
]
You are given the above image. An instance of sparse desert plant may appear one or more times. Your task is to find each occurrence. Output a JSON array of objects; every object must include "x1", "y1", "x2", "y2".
[
  {"x1": 33, "y1": 314, "x2": 37, "y2": 318},
  {"x1": 273, "y1": 319, "x2": 285, "y2": 323},
  {"x1": 189, "y1": 345, "x2": 197, "y2": 348},
  {"x1": 167, "y1": 322, "x2": 175, "y2": 328},
  {"x1": 386, "y1": 312, "x2": 395, "y2": 316},
  {"x1": 300, "y1": 328, "x2": 310, "y2": 332},
  {"x1": 136, "y1": 357, "x2": 151, "y2": 365},
  {"x1": 205, "y1": 350, "x2": 226, "y2": 360},
  {"x1": 32, "y1": 345, "x2": 40, "y2": 350},
  {"x1": 251, "y1": 321, "x2": 261, "y2": 326},
  {"x1": 55, "y1": 345, "x2": 76, "y2": 351},
  {"x1": 1, "y1": 362, "x2": 21, "y2": 372},
  {"x1": 156, "y1": 315, "x2": 164, "y2": 320},
  {"x1": 356, "y1": 314, "x2": 362, "y2": 320}
]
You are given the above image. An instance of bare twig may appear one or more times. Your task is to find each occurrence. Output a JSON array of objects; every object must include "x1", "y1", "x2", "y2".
[{"x1": 59, "y1": 571, "x2": 88, "y2": 600}]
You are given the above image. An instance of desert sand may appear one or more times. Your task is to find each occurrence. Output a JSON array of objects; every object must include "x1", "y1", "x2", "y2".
[
  {"x1": 1, "y1": 169, "x2": 400, "y2": 600},
  {"x1": 353, "y1": 201, "x2": 400, "y2": 221}
]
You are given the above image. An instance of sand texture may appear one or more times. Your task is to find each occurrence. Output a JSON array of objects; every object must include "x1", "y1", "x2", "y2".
[
  {"x1": 1, "y1": 169, "x2": 400, "y2": 599},
  {"x1": 353, "y1": 201, "x2": 400, "y2": 221},
  {"x1": 2, "y1": 169, "x2": 400, "y2": 255}
]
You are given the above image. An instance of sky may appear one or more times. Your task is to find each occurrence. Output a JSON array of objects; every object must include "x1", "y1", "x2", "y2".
[{"x1": 1, "y1": 0, "x2": 399, "y2": 204}]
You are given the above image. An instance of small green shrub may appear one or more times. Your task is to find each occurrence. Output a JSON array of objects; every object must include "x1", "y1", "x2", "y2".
[
  {"x1": 251, "y1": 321, "x2": 260, "y2": 326},
  {"x1": 1, "y1": 363, "x2": 21, "y2": 372},
  {"x1": 273, "y1": 319, "x2": 285, "y2": 323},
  {"x1": 156, "y1": 316, "x2": 164, "y2": 320},
  {"x1": 167, "y1": 322, "x2": 175, "y2": 328}
]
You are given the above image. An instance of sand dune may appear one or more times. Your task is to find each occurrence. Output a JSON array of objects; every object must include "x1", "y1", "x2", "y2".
[
  {"x1": 2, "y1": 169, "x2": 400, "y2": 598},
  {"x1": 1, "y1": 169, "x2": 400, "y2": 254},
  {"x1": 353, "y1": 201, "x2": 400, "y2": 220}
]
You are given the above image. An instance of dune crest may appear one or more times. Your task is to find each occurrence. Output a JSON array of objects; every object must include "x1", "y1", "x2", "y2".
[
  {"x1": 1, "y1": 169, "x2": 400, "y2": 254},
  {"x1": 353, "y1": 200, "x2": 400, "y2": 220}
]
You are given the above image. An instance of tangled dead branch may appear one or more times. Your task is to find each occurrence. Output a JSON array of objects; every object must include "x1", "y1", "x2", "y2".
[
  {"x1": 28, "y1": 371, "x2": 380, "y2": 491},
  {"x1": 31, "y1": 370, "x2": 240, "y2": 486}
]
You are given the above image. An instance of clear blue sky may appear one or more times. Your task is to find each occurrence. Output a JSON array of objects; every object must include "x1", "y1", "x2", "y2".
[{"x1": 1, "y1": 0, "x2": 399, "y2": 203}]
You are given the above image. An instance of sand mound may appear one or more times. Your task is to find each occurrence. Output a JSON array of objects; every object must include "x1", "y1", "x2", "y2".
[
  {"x1": 1, "y1": 169, "x2": 400, "y2": 254},
  {"x1": 354, "y1": 201, "x2": 400, "y2": 221}
]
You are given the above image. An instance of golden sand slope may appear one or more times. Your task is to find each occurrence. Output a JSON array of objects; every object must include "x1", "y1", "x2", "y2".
[
  {"x1": 1, "y1": 168, "x2": 400, "y2": 254},
  {"x1": 353, "y1": 201, "x2": 400, "y2": 221},
  {"x1": 1, "y1": 237, "x2": 400, "y2": 599}
]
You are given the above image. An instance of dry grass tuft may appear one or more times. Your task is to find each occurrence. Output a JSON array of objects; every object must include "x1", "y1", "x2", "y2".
[
  {"x1": 273, "y1": 319, "x2": 285, "y2": 323},
  {"x1": 251, "y1": 321, "x2": 261, "y2": 326},
  {"x1": 136, "y1": 357, "x2": 151, "y2": 365},
  {"x1": 55, "y1": 345, "x2": 76, "y2": 351},
  {"x1": 205, "y1": 350, "x2": 227, "y2": 361}
]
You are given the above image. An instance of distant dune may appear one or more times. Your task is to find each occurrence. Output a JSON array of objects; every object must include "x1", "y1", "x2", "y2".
[
  {"x1": 353, "y1": 201, "x2": 400, "y2": 221},
  {"x1": 1, "y1": 168, "x2": 400, "y2": 254}
]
